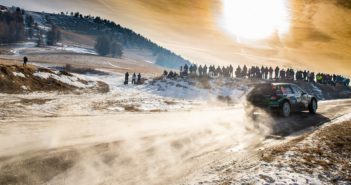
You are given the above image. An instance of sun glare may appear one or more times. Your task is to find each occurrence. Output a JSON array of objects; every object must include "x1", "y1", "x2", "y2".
[{"x1": 221, "y1": 0, "x2": 290, "y2": 41}]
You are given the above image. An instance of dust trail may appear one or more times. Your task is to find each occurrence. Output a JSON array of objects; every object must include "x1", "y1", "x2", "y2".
[{"x1": 0, "y1": 104, "x2": 273, "y2": 185}]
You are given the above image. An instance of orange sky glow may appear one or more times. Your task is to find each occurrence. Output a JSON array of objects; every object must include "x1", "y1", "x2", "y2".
[{"x1": 2, "y1": 0, "x2": 351, "y2": 76}]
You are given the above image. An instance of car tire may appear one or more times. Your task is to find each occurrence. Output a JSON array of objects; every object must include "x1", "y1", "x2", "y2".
[
  {"x1": 309, "y1": 99, "x2": 317, "y2": 114},
  {"x1": 280, "y1": 101, "x2": 291, "y2": 117}
]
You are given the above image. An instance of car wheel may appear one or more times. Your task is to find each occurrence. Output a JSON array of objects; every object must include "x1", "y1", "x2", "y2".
[
  {"x1": 281, "y1": 101, "x2": 291, "y2": 117},
  {"x1": 309, "y1": 99, "x2": 317, "y2": 114}
]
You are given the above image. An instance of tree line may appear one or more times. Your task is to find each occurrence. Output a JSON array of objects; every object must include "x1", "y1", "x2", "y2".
[
  {"x1": 47, "y1": 11, "x2": 191, "y2": 68},
  {"x1": 0, "y1": 7, "x2": 62, "y2": 47},
  {"x1": 94, "y1": 35, "x2": 123, "y2": 57},
  {"x1": 0, "y1": 7, "x2": 25, "y2": 44}
]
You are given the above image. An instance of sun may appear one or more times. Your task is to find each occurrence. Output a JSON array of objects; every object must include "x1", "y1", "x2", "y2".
[{"x1": 221, "y1": 0, "x2": 290, "y2": 41}]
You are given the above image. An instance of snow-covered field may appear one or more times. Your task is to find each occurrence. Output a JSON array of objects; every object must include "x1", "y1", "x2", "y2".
[
  {"x1": 0, "y1": 67, "x2": 248, "y2": 120},
  {"x1": 8, "y1": 42, "x2": 97, "y2": 56}
]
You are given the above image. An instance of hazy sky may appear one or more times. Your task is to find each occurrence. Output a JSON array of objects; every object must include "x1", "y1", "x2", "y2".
[{"x1": 2, "y1": 0, "x2": 351, "y2": 76}]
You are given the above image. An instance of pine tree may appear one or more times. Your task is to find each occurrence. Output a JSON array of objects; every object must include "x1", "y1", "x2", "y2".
[
  {"x1": 95, "y1": 36, "x2": 110, "y2": 56},
  {"x1": 46, "y1": 25, "x2": 61, "y2": 45},
  {"x1": 37, "y1": 31, "x2": 44, "y2": 47},
  {"x1": 25, "y1": 15, "x2": 34, "y2": 28},
  {"x1": 111, "y1": 42, "x2": 123, "y2": 58}
]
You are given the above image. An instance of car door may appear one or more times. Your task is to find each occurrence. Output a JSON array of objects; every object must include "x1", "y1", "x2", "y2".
[
  {"x1": 280, "y1": 85, "x2": 297, "y2": 108},
  {"x1": 299, "y1": 87, "x2": 310, "y2": 109},
  {"x1": 291, "y1": 85, "x2": 308, "y2": 110}
]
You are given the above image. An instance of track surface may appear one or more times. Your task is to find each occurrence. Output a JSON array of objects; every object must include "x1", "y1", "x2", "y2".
[{"x1": 0, "y1": 99, "x2": 350, "y2": 185}]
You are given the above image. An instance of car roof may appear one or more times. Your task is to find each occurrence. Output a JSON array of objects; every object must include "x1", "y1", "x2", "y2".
[{"x1": 271, "y1": 83, "x2": 296, "y2": 86}]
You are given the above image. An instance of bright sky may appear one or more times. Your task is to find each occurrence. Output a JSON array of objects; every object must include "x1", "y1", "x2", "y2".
[
  {"x1": 1, "y1": 0, "x2": 351, "y2": 76},
  {"x1": 221, "y1": 0, "x2": 290, "y2": 40}
]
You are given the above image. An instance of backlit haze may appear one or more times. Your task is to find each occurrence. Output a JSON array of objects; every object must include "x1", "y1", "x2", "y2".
[{"x1": 2, "y1": 0, "x2": 351, "y2": 76}]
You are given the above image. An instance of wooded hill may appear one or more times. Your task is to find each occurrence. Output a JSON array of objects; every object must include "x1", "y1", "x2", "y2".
[{"x1": 40, "y1": 11, "x2": 191, "y2": 69}]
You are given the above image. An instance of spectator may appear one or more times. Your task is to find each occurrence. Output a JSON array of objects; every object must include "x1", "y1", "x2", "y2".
[
  {"x1": 175, "y1": 64, "x2": 348, "y2": 87},
  {"x1": 23, "y1": 56, "x2": 28, "y2": 67},
  {"x1": 275, "y1": 66, "x2": 280, "y2": 79},
  {"x1": 137, "y1": 73, "x2": 141, "y2": 84},
  {"x1": 124, "y1": 72, "x2": 129, "y2": 85},
  {"x1": 132, "y1": 73, "x2": 136, "y2": 84},
  {"x1": 203, "y1": 65, "x2": 208, "y2": 76}
]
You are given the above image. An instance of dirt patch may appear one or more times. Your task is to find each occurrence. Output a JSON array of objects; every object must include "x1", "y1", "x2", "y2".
[
  {"x1": 164, "y1": 100, "x2": 177, "y2": 105},
  {"x1": 19, "y1": 98, "x2": 53, "y2": 105},
  {"x1": 94, "y1": 81, "x2": 110, "y2": 93},
  {"x1": 123, "y1": 105, "x2": 141, "y2": 112},
  {"x1": 261, "y1": 135, "x2": 307, "y2": 162},
  {"x1": 92, "y1": 101, "x2": 142, "y2": 112},
  {"x1": 289, "y1": 121, "x2": 351, "y2": 182},
  {"x1": 150, "y1": 109, "x2": 167, "y2": 112},
  {"x1": 261, "y1": 121, "x2": 351, "y2": 183},
  {"x1": 63, "y1": 64, "x2": 110, "y2": 75},
  {"x1": 0, "y1": 64, "x2": 76, "y2": 93}
]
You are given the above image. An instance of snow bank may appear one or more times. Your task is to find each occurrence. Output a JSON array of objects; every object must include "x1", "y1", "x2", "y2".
[
  {"x1": 147, "y1": 78, "x2": 247, "y2": 101},
  {"x1": 13, "y1": 72, "x2": 25, "y2": 78},
  {"x1": 34, "y1": 72, "x2": 96, "y2": 88}
]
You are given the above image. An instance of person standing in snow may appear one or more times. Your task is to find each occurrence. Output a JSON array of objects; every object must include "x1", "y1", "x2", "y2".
[
  {"x1": 137, "y1": 73, "x2": 141, "y2": 84},
  {"x1": 132, "y1": 73, "x2": 136, "y2": 85},
  {"x1": 269, "y1": 67, "x2": 273, "y2": 80},
  {"x1": 198, "y1": 65, "x2": 203, "y2": 76},
  {"x1": 23, "y1": 56, "x2": 28, "y2": 67},
  {"x1": 124, "y1": 72, "x2": 129, "y2": 85},
  {"x1": 275, "y1": 66, "x2": 280, "y2": 79},
  {"x1": 203, "y1": 65, "x2": 208, "y2": 76},
  {"x1": 242, "y1": 65, "x2": 248, "y2": 78},
  {"x1": 184, "y1": 64, "x2": 189, "y2": 75}
]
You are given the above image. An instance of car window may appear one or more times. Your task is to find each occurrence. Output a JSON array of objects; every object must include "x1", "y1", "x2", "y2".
[
  {"x1": 273, "y1": 85, "x2": 282, "y2": 94},
  {"x1": 291, "y1": 85, "x2": 302, "y2": 94},
  {"x1": 280, "y1": 85, "x2": 294, "y2": 94},
  {"x1": 291, "y1": 85, "x2": 305, "y2": 95},
  {"x1": 252, "y1": 84, "x2": 272, "y2": 95}
]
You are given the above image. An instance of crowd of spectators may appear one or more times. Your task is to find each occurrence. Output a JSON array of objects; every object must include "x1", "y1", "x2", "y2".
[{"x1": 162, "y1": 64, "x2": 350, "y2": 87}]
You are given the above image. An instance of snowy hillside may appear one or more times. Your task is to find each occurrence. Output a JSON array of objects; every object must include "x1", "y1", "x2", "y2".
[{"x1": 24, "y1": 10, "x2": 191, "y2": 69}]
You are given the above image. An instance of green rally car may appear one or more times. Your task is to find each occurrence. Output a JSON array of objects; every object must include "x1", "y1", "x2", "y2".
[{"x1": 247, "y1": 83, "x2": 318, "y2": 117}]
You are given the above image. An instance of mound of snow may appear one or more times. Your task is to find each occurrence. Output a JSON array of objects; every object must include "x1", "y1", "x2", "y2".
[
  {"x1": 147, "y1": 78, "x2": 247, "y2": 102},
  {"x1": 13, "y1": 72, "x2": 25, "y2": 78},
  {"x1": 34, "y1": 72, "x2": 96, "y2": 88}
]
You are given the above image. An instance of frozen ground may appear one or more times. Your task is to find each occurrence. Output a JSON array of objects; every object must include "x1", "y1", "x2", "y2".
[
  {"x1": 0, "y1": 59, "x2": 350, "y2": 185},
  {"x1": 0, "y1": 61, "x2": 259, "y2": 185},
  {"x1": 1, "y1": 93, "x2": 350, "y2": 185},
  {"x1": 183, "y1": 100, "x2": 351, "y2": 185}
]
